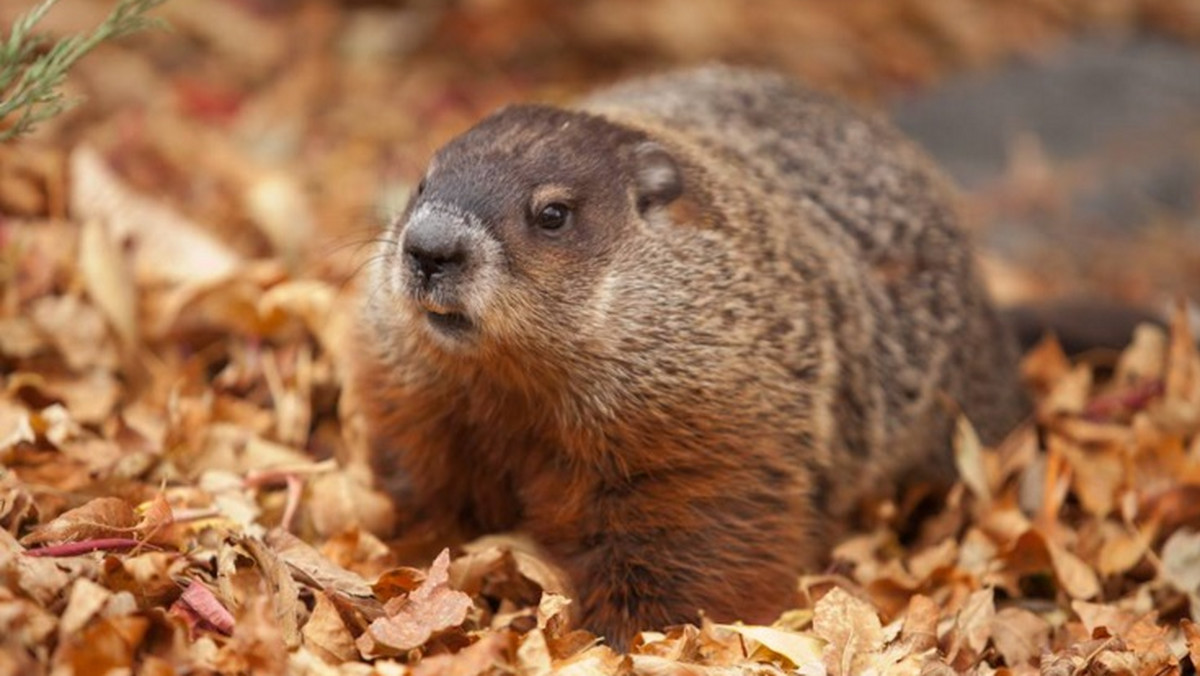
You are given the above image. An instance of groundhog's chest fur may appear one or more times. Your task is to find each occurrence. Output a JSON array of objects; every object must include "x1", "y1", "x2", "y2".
[{"x1": 356, "y1": 66, "x2": 1028, "y2": 648}]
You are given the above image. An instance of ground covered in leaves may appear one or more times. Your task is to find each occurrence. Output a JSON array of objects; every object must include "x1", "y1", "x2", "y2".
[{"x1": 4, "y1": 1, "x2": 1200, "y2": 674}]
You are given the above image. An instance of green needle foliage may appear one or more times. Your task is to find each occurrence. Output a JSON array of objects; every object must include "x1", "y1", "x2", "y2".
[{"x1": 0, "y1": 0, "x2": 169, "y2": 142}]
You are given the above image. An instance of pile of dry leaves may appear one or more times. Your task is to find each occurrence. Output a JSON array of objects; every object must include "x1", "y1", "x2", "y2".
[
  {"x1": 5, "y1": 164, "x2": 1200, "y2": 673},
  {"x1": 5, "y1": 0, "x2": 1200, "y2": 674}
]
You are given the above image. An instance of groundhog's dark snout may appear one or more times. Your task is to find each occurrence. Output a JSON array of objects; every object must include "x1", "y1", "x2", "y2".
[{"x1": 403, "y1": 214, "x2": 469, "y2": 288}]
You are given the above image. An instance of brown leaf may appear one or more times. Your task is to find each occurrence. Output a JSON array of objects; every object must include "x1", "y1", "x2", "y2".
[
  {"x1": 1094, "y1": 520, "x2": 1156, "y2": 577},
  {"x1": 1160, "y1": 528, "x2": 1200, "y2": 599},
  {"x1": 29, "y1": 295, "x2": 119, "y2": 372},
  {"x1": 266, "y1": 528, "x2": 376, "y2": 609},
  {"x1": 813, "y1": 587, "x2": 884, "y2": 676},
  {"x1": 1045, "y1": 539, "x2": 1100, "y2": 601},
  {"x1": 53, "y1": 614, "x2": 150, "y2": 675},
  {"x1": 58, "y1": 578, "x2": 113, "y2": 640},
  {"x1": 412, "y1": 630, "x2": 517, "y2": 676},
  {"x1": 79, "y1": 217, "x2": 138, "y2": 349},
  {"x1": 357, "y1": 548, "x2": 475, "y2": 657},
  {"x1": 953, "y1": 416, "x2": 991, "y2": 505},
  {"x1": 899, "y1": 595, "x2": 939, "y2": 654},
  {"x1": 1020, "y1": 334, "x2": 1072, "y2": 394},
  {"x1": 716, "y1": 624, "x2": 824, "y2": 669},
  {"x1": 21, "y1": 497, "x2": 138, "y2": 547},
  {"x1": 1181, "y1": 619, "x2": 1200, "y2": 667},
  {"x1": 946, "y1": 587, "x2": 994, "y2": 665},
  {"x1": 243, "y1": 536, "x2": 304, "y2": 649},
  {"x1": 69, "y1": 145, "x2": 242, "y2": 287},
  {"x1": 1072, "y1": 601, "x2": 1139, "y2": 637},
  {"x1": 518, "y1": 628, "x2": 553, "y2": 676},
  {"x1": 1052, "y1": 434, "x2": 1123, "y2": 518},
  {"x1": 451, "y1": 535, "x2": 572, "y2": 604},
  {"x1": 1040, "y1": 364, "x2": 1092, "y2": 421},
  {"x1": 1122, "y1": 615, "x2": 1176, "y2": 670},
  {"x1": 136, "y1": 492, "x2": 176, "y2": 543},
  {"x1": 1113, "y1": 323, "x2": 1167, "y2": 386},
  {"x1": 307, "y1": 470, "x2": 397, "y2": 539},
  {"x1": 213, "y1": 595, "x2": 289, "y2": 675},
  {"x1": 989, "y1": 606, "x2": 1049, "y2": 668},
  {"x1": 301, "y1": 590, "x2": 359, "y2": 665}
]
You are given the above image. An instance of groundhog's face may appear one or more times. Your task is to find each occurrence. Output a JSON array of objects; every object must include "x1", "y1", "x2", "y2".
[{"x1": 375, "y1": 105, "x2": 682, "y2": 355}]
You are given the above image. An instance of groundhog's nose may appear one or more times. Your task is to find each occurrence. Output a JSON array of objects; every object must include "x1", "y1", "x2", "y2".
[{"x1": 403, "y1": 217, "x2": 468, "y2": 286}]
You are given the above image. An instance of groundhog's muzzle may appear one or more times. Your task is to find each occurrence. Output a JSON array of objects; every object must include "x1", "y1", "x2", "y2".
[{"x1": 398, "y1": 201, "x2": 488, "y2": 336}]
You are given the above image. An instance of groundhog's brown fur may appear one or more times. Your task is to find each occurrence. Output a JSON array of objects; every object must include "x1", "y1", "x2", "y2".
[{"x1": 356, "y1": 67, "x2": 1028, "y2": 648}]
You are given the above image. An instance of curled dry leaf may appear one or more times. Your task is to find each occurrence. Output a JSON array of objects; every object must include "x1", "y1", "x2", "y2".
[
  {"x1": 518, "y1": 627, "x2": 553, "y2": 676},
  {"x1": 1160, "y1": 528, "x2": 1200, "y2": 602},
  {"x1": 1114, "y1": 324, "x2": 1168, "y2": 386},
  {"x1": 302, "y1": 590, "x2": 360, "y2": 665},
  {"x1": 79, "y1": 217, "x2": 138, "y2": 350},
  {"x1": 58, "y1": 578, "x2": 114, "y2": 639},
  {"x1": 307, "y1": 469, "x2": 397, "y2": 538},
  {"x1": 898, "y1": 594, "x2": 939, "y2": 653},
  {"x1": 1040, "y1": 365, "x2": 1093, "y2": 422},
  {"x1": 715, "y1": 624, "x2": 824, "y2": 669},
  {"x1": 69, "y1": 146, "x2": 242, "y2": 288},
  {"x1": 6, "y1": 4, "x2": 1200, "y2": 675},
  {"x1": 136, "y1": 492, "x2": 176, "y2": 543},
  {"x1": 357, "y1": 549, "x2": 474, "y2": 658},
  {"x1": 52, "y1": 614, "x2": 152, "y2": 675},
  {"x1": 212, "y1": 596, "x2": 289, "y2": 676},
  {"x1": 946, "y1": 587, "x2": 994, "y2": 666},
  {"x1": 266, "y1": 528, "x2": 376, "y2": 607},
  {"x1": 1021, "y1": 335, "x2": 1072, "y2": 394},
  {"x1": 1182, "y1": 619, "x2": 1200, "y2": 666},
  {"x1": 0, "y1": 399, "x2": 36, "y2": 453},
  {"x1": 953, "y1": 416, "x2": 991, "y2": 505},
  {"x1": 453, "y1": 534, "x2": 573, "y2": 601},
  {"x1": 989, "y1": 606, "x2": 1050, "y2": 668},
  {"x1": 812, "y1": 587, "x2": 884, "y2": 676},
  {"x1": 243, "y1": 536, "x2": 304, "y2": 649},
  {"x1": 21, "y1": 497, "x2": 138, "y2": 547},
  {"x1": 177, "y1": 581, "x2": 237, "y2": 635},
  {"x1": 411, "y1": 630, "x2": 517, "y2": 676}
]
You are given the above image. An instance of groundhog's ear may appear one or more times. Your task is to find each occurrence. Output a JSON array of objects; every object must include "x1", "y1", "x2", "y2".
[{"x1": 633, "y1": 142, "x2": 682, "y2": 212}]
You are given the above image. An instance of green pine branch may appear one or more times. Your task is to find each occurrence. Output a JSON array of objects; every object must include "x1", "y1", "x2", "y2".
[{"x1": 0, "y1": 0, "x2": 169, "y2": 142}]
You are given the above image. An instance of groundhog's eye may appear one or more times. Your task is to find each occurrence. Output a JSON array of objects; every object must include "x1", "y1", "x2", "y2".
[
  {"x1": 534, "y1": 203, "x2": 571, "y2": 231},
  {"x1": 416, "y1": 178, "x2": 427, "y2": 197}
]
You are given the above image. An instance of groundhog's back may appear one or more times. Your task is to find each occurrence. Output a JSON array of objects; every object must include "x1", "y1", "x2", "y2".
[{"x1": 582, "y1": 67, "x2": 1028, "y2": 513}]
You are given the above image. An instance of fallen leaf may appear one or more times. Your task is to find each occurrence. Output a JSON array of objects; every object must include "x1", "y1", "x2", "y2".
[
  {"x1": 812, "y1": 587, "x2": 884, "y2": 676},
  {"x1": 412, "y1": 630, "x2": 517, "y2": 676},
  {"x1": 716, "y1": 624, "x2": 824, "y2": 668},
  {"x1": 898, "y1": 594, "x2": 939, "y2": 653},
  {"x1": 1160, "y1": 528, "x2": 1200, "y2": 598},
  {"x1": 301, "y1": 590, "x2": 359, "y2": 665},
  {"x1": 243, "y1": 536, "x2": 303, "y2": 649},
  {"x1": 21, "y1": 497, "x2": 138, "y2": 547},
  {"x1": 177, "y1": 581, "x2": 236, "y2": 635},
  {"x1": 79, "y1": 217, "x2": 138, "y2": 349},
  {"x1": 266, "y1": 528, "x2": 376, "y2": 609},
  {"x1": 954, "y1": 416, "x2": 991, "y2": 505},
  {"x1": 58, "y1": 578, "x2": 113, "y2": 639},
  {"x1": 989, "y1": 606, "x2": 1050, "y2": 668},
  {"x1": 357, "y1": 549, "x2": 474, "y2": 657},
  {"x1": 69, "y1": 146, "x2": 242, "y2": 287}
]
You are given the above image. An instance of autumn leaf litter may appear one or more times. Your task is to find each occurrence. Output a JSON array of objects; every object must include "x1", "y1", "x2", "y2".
[
  {"x1": 6, "y1": 1, "x2": 1200, "y2": 674},
  {"x1": 5, "y1": 154, "x2": 1200, "y2": 676}
]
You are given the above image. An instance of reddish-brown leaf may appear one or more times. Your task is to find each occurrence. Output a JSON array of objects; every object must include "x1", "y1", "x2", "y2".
[{"x1": 356, "y1": 549, "x2": 474, "y2": 657}]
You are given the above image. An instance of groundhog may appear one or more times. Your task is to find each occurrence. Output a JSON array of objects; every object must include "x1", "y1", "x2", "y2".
[{"x1": 355, "y1": 66, "x2": 1029, "y2": 648}]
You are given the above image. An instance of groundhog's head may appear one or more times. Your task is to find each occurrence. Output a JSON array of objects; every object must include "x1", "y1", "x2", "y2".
[{"x1": 370, "y1": 104, "x2": 684, "y2": 360}]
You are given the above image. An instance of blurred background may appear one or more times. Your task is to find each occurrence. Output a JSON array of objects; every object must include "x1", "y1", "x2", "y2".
[{"x1": 4, "y1": 0, "x2": 1200, "y2": 310}]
